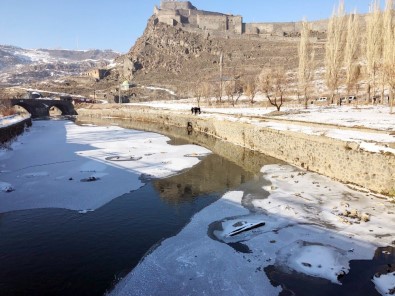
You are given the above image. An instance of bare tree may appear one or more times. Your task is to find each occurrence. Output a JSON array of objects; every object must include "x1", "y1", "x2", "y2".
[
  {"x1": 243, "y1": 76, "x2": 258, "y2": 104},
  {"x1": 365, "y1": 0, "x2": 383, "y2": 103},
  {"x1": 259, "y1": 68, "x2": 288, "y2": 111},
  {"x1": 344, "y1": 12, "x2": 361, "y2": 98},
  {"x1": 298, "y1": 19, "x2": 316, "y2": 109},
  {"x1": 201, "y1": 82, "x2": 213, "y2": 106},
  {"x1": 193, "y1": 80, "x2": 204, "y2": 107},
  {"x1": 382, "y1": 0, "x2": 395, "y2": 113},
  {"x1": 325, "y1": 0, "x2": 346, "y2": 104},
  {"x1": 224, "y1": 77, "x2": 243, "y2": 107}
]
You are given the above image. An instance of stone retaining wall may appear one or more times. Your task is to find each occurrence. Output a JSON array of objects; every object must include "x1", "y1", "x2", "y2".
[
  {"x1": 77, "y1": 106, "x2": 395, "y2": 195},
  {"x1": 0, "y1": 117, "x2": 32, "y2": 144}
]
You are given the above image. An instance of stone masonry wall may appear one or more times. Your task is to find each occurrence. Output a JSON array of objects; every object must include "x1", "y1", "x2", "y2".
[
  {"x1": 0, "y1": 117, "x2": 32, "y2": 144},
  {"x1": 197, "y1": 15, "x2": 227, "y2": 31},
  {"x1": 77, "y1": 106, "x2": 395, "y2": 195}
]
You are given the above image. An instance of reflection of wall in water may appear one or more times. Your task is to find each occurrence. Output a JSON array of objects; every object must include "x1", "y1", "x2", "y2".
[
  {"x1": 75, "y1": 116, "x2": 281, "y2": 176},
  {"x1": 153, "y1": 154, "x2": 254, "y2": 204}
]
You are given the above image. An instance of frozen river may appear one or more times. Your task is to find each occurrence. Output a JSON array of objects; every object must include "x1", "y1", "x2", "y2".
[{"x1": 0, "y1": 118, "x2": 394, "y2": 295}]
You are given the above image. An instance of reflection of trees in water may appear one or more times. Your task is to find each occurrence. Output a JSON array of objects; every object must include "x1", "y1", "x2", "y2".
[{"x1": 153, "y1": 154, "x2": 255, "y2": 204}]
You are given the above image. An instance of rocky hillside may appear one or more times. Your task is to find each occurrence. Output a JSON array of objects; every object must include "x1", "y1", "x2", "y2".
[
  {"x1": 0, "y1": 45, "x2": 119, "y2": 85},
  {"x1": 119, "y1": 17, "x2": 325, "y2": 96}
]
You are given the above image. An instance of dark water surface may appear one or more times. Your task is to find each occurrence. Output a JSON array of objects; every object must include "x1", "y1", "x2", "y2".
[
  {"x1": 0, "y1": 118, "x2": 273, "y2": 296},
  {"x1": 0, "y1": 182, "x2": 219, "y2": 296}
]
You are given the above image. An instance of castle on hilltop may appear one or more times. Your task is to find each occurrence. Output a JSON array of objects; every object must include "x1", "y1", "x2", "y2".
[{"x1": 153, "y1": 0, "x2": 327, "y2": 38}]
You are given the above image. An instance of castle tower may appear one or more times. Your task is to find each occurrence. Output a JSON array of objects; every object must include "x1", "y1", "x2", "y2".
[{"x1": 160, "y1": 0, "x2": 195, "y2": 10}]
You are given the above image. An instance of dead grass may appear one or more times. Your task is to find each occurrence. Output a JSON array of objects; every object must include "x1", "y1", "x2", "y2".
[{"x1": 0, "y1": 100, "x2": 16, "y2": 116}]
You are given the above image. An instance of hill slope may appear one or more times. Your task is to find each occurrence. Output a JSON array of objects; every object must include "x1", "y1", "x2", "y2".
[
  {"x1": 119, "y1": 16, "x2": 325, "y2": 96},
  {"x1": 0, "y1": 45, "x2": 119, "y2": 85}
]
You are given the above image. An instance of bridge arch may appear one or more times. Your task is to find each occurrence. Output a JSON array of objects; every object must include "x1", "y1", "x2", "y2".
[
  {"x1": 5, "y1": 99, "x2": 77, "y2": 118},
  {"x1": 49, "y1": 103, "x2": 69, "y2": 116},
  {"x1": 13, "y1": 102, "x2": 34, "y2": 115}
]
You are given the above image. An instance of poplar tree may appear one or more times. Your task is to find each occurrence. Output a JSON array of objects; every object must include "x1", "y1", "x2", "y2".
[
  {"x1": 344, "y1": 12, "x2": 361, "y2": 99},
  {"x1": 365, "y1": 0, "x2": 383, "y2": 103},
  {"x1": 298, "y1": 19, "x2": 315, "y2": 109},
  {"x1": 382, "y1": 0, "x2": 395, "y2": 113},
  {"x1": 325, "y1": 1, "x2": 346, "y2": 104}
]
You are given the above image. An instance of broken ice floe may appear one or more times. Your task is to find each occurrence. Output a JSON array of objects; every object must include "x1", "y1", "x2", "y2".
[
  {"x1": 275, "y1": 240, "x2": 350, "y2": 284},
  {"x1": 78, "y1": 209, "x2": 94, "y2": 214},
  {"x1": 214, "y1": 217, "x2": 266, "y2": 242},
  {"x1": 0, "y1": 182, "x2": 14, "y2": 192},
  {"x1": 227, "y1": 221, "x2": 265, "y2": 237},
  {"x1": 184, "y1": 152, "x2": 211, "y2": 158},
  {"x1": 80, "y1": 176, "x2": 100, "y2": 182},
  {"x1": 372, "y1": 271, "x2": 395, "y2": 296},
  {"x1": 22, "y1": 171, "x2": 49, "y2": 178},
  {"x1": 105, "y1": 155, "x2": 142, "y2": 161}
]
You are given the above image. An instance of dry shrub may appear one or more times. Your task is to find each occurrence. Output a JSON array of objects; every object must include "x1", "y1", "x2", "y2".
[{"x1": 0, "y1": 100, "x2": 16, "y2": 116}]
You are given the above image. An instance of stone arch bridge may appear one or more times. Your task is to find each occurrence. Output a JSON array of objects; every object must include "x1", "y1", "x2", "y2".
[{"x1": 4, "y1": 99, "x2": 78, "y2": 118}]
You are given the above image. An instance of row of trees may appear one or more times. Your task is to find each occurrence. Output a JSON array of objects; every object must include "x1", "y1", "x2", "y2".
[
  {"x1": 192, "y1": 0, "x2": 395, "y2": 113},
  {"x1": 193, "y1": 71, "x2": 290, "y2": 111},
  {"x1": 301, "y1": 0, "x2": 395, "y2": 113}
]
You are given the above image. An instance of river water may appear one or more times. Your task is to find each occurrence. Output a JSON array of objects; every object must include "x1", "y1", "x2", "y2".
[
  {"x1": 0, "y1": 117, "x2": 393, "y2": 296},
  {"x1": 0, "y1": 117, "x2": 279, "y2": 295}
]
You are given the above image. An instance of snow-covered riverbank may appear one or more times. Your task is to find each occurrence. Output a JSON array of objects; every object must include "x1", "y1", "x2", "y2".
[
  {"x1": 111, "y1": 164, "x2": 395, "y2": 296},
  {"x1": 0, "y1": 114, "x2": 30, "y2": 128}
]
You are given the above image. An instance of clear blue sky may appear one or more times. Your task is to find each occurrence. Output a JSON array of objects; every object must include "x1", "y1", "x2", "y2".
[{"x1": 0, "y1": 0, "x2": 376, "y2": 53}]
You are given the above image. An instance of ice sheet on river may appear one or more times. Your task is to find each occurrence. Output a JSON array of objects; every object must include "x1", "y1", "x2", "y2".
[
  {"x1": 110, "y1": 165, "x2": 395, "y2": 296},
  {"x1": 0, "y1": 120, "x2": 211, "y2": 213}
]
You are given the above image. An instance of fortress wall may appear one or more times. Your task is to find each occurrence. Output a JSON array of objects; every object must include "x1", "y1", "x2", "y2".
[
  {"x1": 160, "y1": 1, "x2": 194, "y2": 10},
  {"x1": 158, "y1": 14, "x2": 181, "y2": 26},
  {"x1": 157, "y1": 9, "x2": 179, "y2": 16},
  {"x1": 245, "y1": 20, "x2": 328, "y2": 36},
  {"x1": 187, "y1": 14, "x2": 198, "y2": 25},
  {"x1": 77, "y1": 107, "x2": 395, "y2": 195},
  {"x1": 245, "y1": 23, "x2": 274, "y2": 34},
  {"x1": 155, "y1": 3, "x2": 332, "y2": 35},
  {"x1": 309, "y1": 19, "x2": 330, "y2": 31},
  {"x1": 228, "y1": 16, "x2": 243, "y2": 34},
  {"x1": 272, "y1": 22, "x2": 297, "y2": 35},
  {"x1": 197, "y1": 15, "x2": 227, "y2": 31}
]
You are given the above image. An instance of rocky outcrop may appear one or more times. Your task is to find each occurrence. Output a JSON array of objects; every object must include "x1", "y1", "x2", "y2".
[{"x1": 119, "y1": 16, "x2": 324, "y2": 95}]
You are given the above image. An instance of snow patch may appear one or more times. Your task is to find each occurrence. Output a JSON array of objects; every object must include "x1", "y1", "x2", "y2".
[
  {"x1": 275, "y1": 241, "x2": 349, "y2": 284},
  {"x1": 373, "y1": 271, "x2": 395, "y2": 296},
  {"x1": 0, "y1": 182, "x2": 14, "y2": 192}
]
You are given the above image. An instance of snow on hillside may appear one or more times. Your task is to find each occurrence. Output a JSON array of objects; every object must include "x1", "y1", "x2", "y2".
[{"x1": 0, "y1": 45, "x2": 119, "y2": 84}]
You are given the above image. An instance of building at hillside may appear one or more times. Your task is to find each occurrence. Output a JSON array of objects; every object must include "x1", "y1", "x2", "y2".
[
  {"x1": 154, "y1": 0, "x2": 327, "y2": 37},
  {"x1": 83, "y1": 69, "x2": 108, "y2": 80}
]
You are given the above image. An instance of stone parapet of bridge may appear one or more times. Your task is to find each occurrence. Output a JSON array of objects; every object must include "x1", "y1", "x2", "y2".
[{"x1": 2, "y1": 99, "x2": 78, "y2": 118}]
